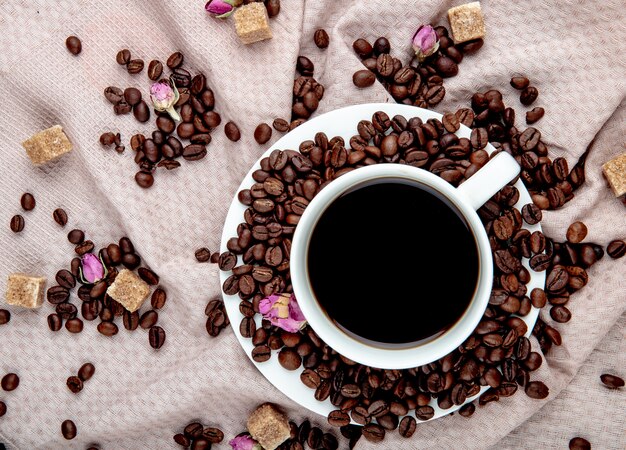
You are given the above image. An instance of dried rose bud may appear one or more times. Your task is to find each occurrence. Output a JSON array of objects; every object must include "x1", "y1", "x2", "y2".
[
  {"x1": 205, "y1": 0, "x2": 236, "y2": 19},
  {"x1": 412, "y1": 25, "x2": 439, "y2": 62},
  {"x1": 80, "y1": 253, "x2": 106, "y2": 284},
  {"x1": 150, "y1": 78, "x2": 181, "y2": 121},
  {"x1": 229, "y1": 433, "x2": 262, "y2": 450},
  {"x1": 259, "y1": 293, "x2": 307, "y2": 333}
]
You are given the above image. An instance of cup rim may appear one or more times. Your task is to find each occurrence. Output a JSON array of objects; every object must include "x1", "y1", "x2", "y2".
[{"x1": 291, "y1": 164, "x2": 494, "y2": 369}]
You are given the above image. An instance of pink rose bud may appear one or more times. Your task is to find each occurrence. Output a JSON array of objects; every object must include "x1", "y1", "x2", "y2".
[
  {"x1": 229, "y1": 434, "x2": 262, "y2": 450},
  {"x1": 412, "y1": 25, "x2": 439, "y2": 62},
  {"x1": 259, "y1": 293, "x2": 307, "y2": 333},
  {"x1": 150, "y1": 79, "x2": 181, "y2": 121},
  {"x1": 81, "y1": 253, "x2": 105, "y2": 284},
  {"x1": 205, "y1": 0, "x2": 236, "y2": 18}
]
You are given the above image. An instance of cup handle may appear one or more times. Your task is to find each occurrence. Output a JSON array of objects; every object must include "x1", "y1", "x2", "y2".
[{"x1": 456, "y1": 152, "x2": 521, "y2": 210}]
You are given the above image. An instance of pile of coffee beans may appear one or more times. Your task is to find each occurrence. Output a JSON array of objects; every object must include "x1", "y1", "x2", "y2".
[
  {"x1": 351, "y1": 28, "x2": 483, "y2": 107},
  {"x1": 9, "y1": 192, "x2": 36, "y2": 233},
  {"x1": 66, "y1": 363, "x2": 95, "y2": 394},
  {"x1": 273, "y1": 56, "x2": 326, "y2": 135},
  {"x1": 219, "y1": 110, "x2": 566, "y2": 442},
  {"x1": 275, "y1": 419, "x2": 339, "y2": 450},
  {"x1": 205, "y1": 298, "x2": 230, "y2": 337},
  {"x1": 0, "y1": 373, "x2": 20, "y2": 418},
  {"x1": 103, "y1": 51, "x2": 231, "y2": 188},
  {"x1": 173, "y1": 421, "x2": 224, "y2": 448},
  {"x1": 46, "y1": 232, "x2": 167, "y2": 349}
]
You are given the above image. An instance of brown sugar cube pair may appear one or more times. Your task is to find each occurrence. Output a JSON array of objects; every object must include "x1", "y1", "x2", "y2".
[
  {"x1": 5, "y1": 273, "x2": 47, "y2": 309},
  {"x1": 21, "y1": 125, "x2": 73, "y2": 165}
]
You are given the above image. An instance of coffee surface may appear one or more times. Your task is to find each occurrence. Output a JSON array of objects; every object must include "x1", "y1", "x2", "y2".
[{"x1": 308, "y1": 182, "x2": 479, "y2": 344}]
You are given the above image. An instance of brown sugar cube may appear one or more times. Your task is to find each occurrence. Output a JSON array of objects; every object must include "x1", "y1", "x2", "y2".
[
  {"x1": 448, "y1": 2, "x2": 486, "y2": 44},
  {"x1": 21, "y1": 125, "x2": 73, "y2": 165},
  {"x1": 234, "y1": 3, "x2": 273, "y2": 45},
  {"x1": 5, "y1": 273, "x2": 46, "y2": 309},
  {"x1": 602, "y1": 152, "x2": 626, "y2": 197},
  {"x1": 106, "y1": 269, "x2": 150, "y2": 312},
  {"x1": 247, "y1": 403, "x2": 291, "y2": 450}
]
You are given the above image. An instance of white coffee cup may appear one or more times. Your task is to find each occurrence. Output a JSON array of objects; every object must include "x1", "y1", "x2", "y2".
[{"x1": 290, "y1": 152, "x2": 520, "y2": 369}]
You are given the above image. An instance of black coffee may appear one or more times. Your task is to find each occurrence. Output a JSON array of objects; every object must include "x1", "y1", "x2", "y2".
[{"x1": 308, "y1": 182, "x2": 479, "y2": 345}]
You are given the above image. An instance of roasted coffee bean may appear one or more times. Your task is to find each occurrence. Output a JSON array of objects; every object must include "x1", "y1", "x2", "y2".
[
  {"x1": 569, "y1": 437, "x2": 591, "y2": 450},
  {"x1": 296, "y1": 56, "x2": 314, "y2": 76},
  {"x1": 195, "y1": 247, "x2": 211, "y2": 262},
  {"x1": 104, "y1": 86, "x2": 124, "y2": 104},
  {"x1": 510, "y1": 76, "x2": 529, "y2": 90},
  {"x1": 139, "y1": 310, "x2": 158, "y2": 329},
  {"x1": 65, "y1": 318, "x2": 83, "y2": 333},
  {"x1": 1, "y1": 373, "x2": 19, "y2": 391},
  {"x1": 97, "y1": 321, "x2": 118, "y2": 336},
  {"x1": 167, "y1": 52, "x2": 184, "y2": 69},
  {"x1": 425, "y1": 84, "x2": 445, "y2": 105},
  {"x1": 470, "y1": 127, "x2": 488, "y2": 149},
  {"x1": 519, "y1": 127, "x2": 540, "y2": 151},
  {"x1": 0, "y1": 401, "x2": 6, "y2": 417},
  {"x1": 65, "y1": 36, "x2": 82, "y2": 55},
  {"x1": 123, "y1": 87, "x2": 142, "y2": 106},
  {"x1": 252, "y1": 345, "x2": 271, "y2": 362},
  {"x1": 240, "y1": 316, "x2": 256, "y2": 338},
  {"x1": 74, "y1": 240, "x2": 94, "y2": 256},
  {"x1": 78, "y1": 362, "x2": 95, "y2": 382},
  {"x1": 48, "y1": 313, "x2": 62, "y2": 331},
  {"x1": 273, "y1": 118, "x2": 290, "y2": 132},
  {"x1": 52, "y1": 208, "x2": 68, "y2": 227},
  {"x1": 127, "y1": 59, "x2": 144, "y2": 74},
  {"x1": 10, "y1": 215, "x2": 24, "y2": 233},
  {"x1": 116, "y1": 49, "x2": 131, "y2": 65},
  {"x1": 224, "y1": 121, "x2": 241, "y2": 142},
  {"x1": 218, "y1": 252, "x2": 237, "y2": 271},
  {"x1": 525, "y1": 380, "x2": 549, "y2": 399},
  {"x1": 328, "y1": 410, "x2": 350, "y2": 427},
  {"x1": 147, "y1": 59, "x2": 163, "y2": 80},
  {"x1": 376, "y1": 53, "x2": 394, "y2": 77},
  {"x1": 550, "y1": 305, "x2": 571, "y2": 323},
  {"x1": 600, "y1": 373, "x2": 624, "y2": 389},
  {"x1": 520, "y1": 86, "x2": 539, "y2": 105},
  {"x1": 20, "y1": 192, "x2": 36, "y2": 210},
  {"x1": 435, "y1": 55, "x2": 458, "y2": 77},
  {"x1": 132, "y1": 100, "x2": 150, "y2": 123},
  {"x1": 138, "y1": 267, "x2": 159, "y2": 285},
  {"x1": 521, "y1": 203, "x2": 542, "y2": 225},
  {"x1": 201, "y1": 427, "x2": 224, "y2": 444},
  {"x1": 373, "y1": 36, "x2": 390, "y2": 55},
  {"x1": 47, "y1": 286, "x2": 70, "y2": 304},
  {"x1": 314, "y1": 29, "x2": 330, "y2": 48},
  {"x1": 0, "y1": 309, "x2": 10, "y2": 325},
  {"x1": 566, "y1": 221, "x2": 587, "y2": 243},
  {"x1": 254, "y1": 123, "x2": 272, "y2": 144},
  {"x1": 182, "y1": 144, "x2": 207, "y2": 161},
  {"x1": 61, "y1": 419, "x2": 77, "y2": 440},
  {"x1": 149, "y1": 326, "x2": 166, "y2": 349},
  {"x1": 362, "y1": 423, "x2": 385, "y2": 443},
  {"x1": 56, "y1": 302, "x2": 77, "y2": 320},
  {"x1": 398, "y1": 416, "x2": 416, "y2": 438},
  {"x1": 606, "y1": 239, "x2": 625, "y2": 259},
  {"x1": 526, "y1": 107, "x2": 545, "y2": 124},
  {"x1": 353, "y1": 38, "x2": 373, "y2": 58},
  {"x1": 67, "y1": 375, "x2": 83, "y2": 393},
  {"x1": 352, "y1": 69, "x2": 376, "y2": 89},
  {"x1": 278, "y1": 348, "x2": 301, "y2": 370},
  {"x1": 367, "y1": 399, "x2": 389, "y2": 417}
]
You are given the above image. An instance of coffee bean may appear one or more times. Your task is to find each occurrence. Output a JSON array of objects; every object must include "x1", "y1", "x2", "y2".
[
  {"x1": 328, "y1": 410, "x2": 350, "y2": 427},
  {"x1": 218, "y1": 252, "x2": 237, "y2": 271},
  {"x1": 362, "y1": 423, "x2": 385, "y2": 443},
  {"x1": 167, "y1": 52, "x2": 184, "y2": 69},
  {"x1": 10, "y1": 215, "x2": 24, "y2": 233},
  {"x1": 521, "y1": 203, "x2": 542, "y2": 225},
  {"x1": 20, "y1": 192, "x2": 36, "y2": 211},
  {"x1": 67, "y1": 375, "x2": 83, "y2": 393},
  {"x1": 61, "y1": 419, "x2": 77, "y2": 440},
  {"x1": 65, "y1": 35, "x2": 82, "y2": 55},
  {"x1": 47, "y1": 286, "x2": 70, "y2": 304},
  {"x1": 376, "y1": 53, "x2": 394, "y2": 77},
  {"x1": 352, "y1": 70, "x2": 375, "y2": 88},
  {"x1": 156, "y1": 116, "x2": 175, "y2": 134},
  {"x1": 56, "y1": 302, "x2": 77, "y2": 320},
  {"x1": 520, "y1": 86, "x2": 539, "y2": 105},
  {"x1": 116, "y1": 49, "x2": 131, "y2": 65},
  {"x1": 127, "y1": 59, "x2": 144, "y2": 74},
  {"x1": 149, "y1": 326, "x2": 166, "y2": 349},
  {"x1": 569, "y1": 437, "x2": 591, "y2": 450},
  {"x1": 526, "y1": 107, "x2": 545, "y2": 124},
  {"x1": 75, "y1": 240, "x2": 94, "y2": 255},
  {"x1": 398, "y1": 416, "x2": 416, "y2": 438},
  {"x1": 77, "y1": 362, "x2": 95, "y2": 382},
  {"x1": 138, "y1": 267, "x2": 159, "y2": 285},
  {"x1": 435, "y1": 55, "x2": 458, "y2": 77},
  {"x1": 135, "y1": 170, "x2": 154, "y2": 189},
  {"x1": 133, "y1": 100, "x2": 150, "y2": 123},
  {"x1": 47, "y1": 313, "x2": 62, "y2": 331},
  {"x1": 195, "y1": 248, "x2": 211, "y2": 262},
  {"x1": 314, "y1": 29, "x2": 329, "y2": 48},
  {"x1": 104, "y1": 86, "x2": 124, "y2": 104},
  {"x1": 0, "y1": 309, "x2": 10, "y2": 325},
  {"x1": 297, "y1": 56, "x2": 314, "y2": 76},
  {"x1": 0, "y1": 401, "x2": 5, "y2": 417},
  {"x1": 566, "y1": 221, "x2": 587, "y2": 243},
  {"x1": 519, "y1": 127, "x2": 541, "y2": 151},
  {"x1": 252, "y1": 344, "x2": 271, "y2": 362},
  {"x1": 53, "y1": 208, "x2": 68, "y2": 227},
  {"x1": 222, "y1": 121, "x2": 242, "y2": 142},
  {"x1": 373, "y1": 36, "x2": 390, "y2": 55},
  {"x1": 607, "y1": 239, "x2": 625, "y2": 259},
  {"x1": 202, "y1": 427, "x2": 224, "y2": 443},
  {"x1": 353, "y1": 38, "x2": 373, "y2": 58},
  {"x1": 65, "y1": 318, "x2": 83, "y2": 333},
  {"x1": 600, "y1": 373, "x2": 624, "y2": 389},
  {"x1": 147, "y1": 60, "x2": 163, "y2": 80},
  {"x1": 97, "y1": 321, "x2": 118, "y2": 336},
  {"x1": 139, "y1": 310, "x2": 158, "y2": 329},
  {"x1": 254, "y1": 123, "x2": 272, "y2": 144},
  {"x1": 278, "y1": 347, "x2": 301, "y2": 370},
  {"x1": 525, "y1": 380, "x2": 549, "y2": 399},
  {"x1": 123, "y1": 87, "x2": 142, "y2": 106},
  {"x1": 1, "y1": 373, "x2": 19, "y2": 391},
  {"x1": 510, "y1": 76, "x2": 529, "y2": 90},
  {"x1": 54, "y1": 269, "x2": 75, "y2": 290},
  {"x1": 273, "y1": 118, "x2": 290, "y2": 132},
  {"x1": 546, "y1": 265, "x2": 569, "y2": 292}
]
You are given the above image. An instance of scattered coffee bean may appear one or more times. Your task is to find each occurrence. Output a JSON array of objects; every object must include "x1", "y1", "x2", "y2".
[
  {"x1": 606, "y1": 239, "x2": 625, "y2": 259},
  {"x1": 520, "y1": 86, "x2": 539, "y2": 105},
  {"x1": 20, "y1": 192, "x2": 36, "y2": 210},
  {"x1": 133, "y1": 100, "x2": 150, "y2": 122},
  {"x1": 138, "y1": 267, "x2": 159, "y2": 285},
  {"x1": 195, "y1": 248, "x2": 211, "y2": 262},
  {"x1": 600, "y1": 373, "x2": 624, "y2": 389},
  {"x1": 147, "y1": 59, "x2": 163, "y2": 80},
  {"x1": 65, "y1": 318, "x2": 84, "y2": 333},
  {"x1": 362, "y1": 423, "x2": 385, "y2": 443},
  {"x1": 66, "y1": 376, "x2": 83, "y2": 393},
  {"x1": 526, "y1": 107, "x2": 545, "y2": 124},
  {"x1": 78, "y1": 363, "x2": 96, "y2": 382},
  {"x1": 67, "y1": 229, "x2": 84, "y2": 244},
  {"x1": 569, "y1": 437, "x2": 591, "y2": 450},
  {"x1": 65, "y1": 36, "x2": 82, "y2": 55},
  {"x1": 353, "y1": 70, "x2": 376, "y2": 88},
  {"x1": 566, "y1": 221, "x2": 588, "y2": 244},
  {"x1": 61, "y1": 419, "x2": 77, "y2": 440},
  {"x1": 398, "y1": 416, "x2": 416, "y2": 438},
  {"x1": 149, "y1": 326, "x2": 166, "y2": 349},
  {"x1": 254, "y1": 123, "x2": 272, "y2": 144},
  {"x1": 116, "y1": 49, "x2": 131, "y2": 65},
  {"x1": 10, "y1": 215, "x2": 24, "y2": 233},
  {"x1": 139, "y1": 310, "x2": 158, "y2": 329},
  {"x1": 135, "y1": 171, "x2": 154, "y2": 188},
  {"x1": 525, "y1": 380, "x2": 549, "y2": 399},
  {"x1": 47, "y1": 313, "x2": 62, "y2": 331},
  {"x1": 124, "y1": 87, "x2": 142, "y2": 106},
  {"x1": 273, "y1": 118, "x2": 290, "y2": 132},
  {"x1": 510, "y1": 76, "x2": 529, "y2": 90},
  {"x1": 167, "y1": 52, "x2": 184, "y2": 69},
  {"x1": 225, "y1": 121, "x2": 241, "y2": 142},
  {"x1": 314, "y1": 29, "x2": 330, "y2": 49},
  {"x1": 127, "y1": 59, "x2": 144, "y2": 74},
  {"x1": 53, "y1": 208, "x2": 68, "y2": 226},
  {"x1": 296, "y1": 56, "x2": 315, "y2": 76},
  {"x1": 0, "y1": 401, "x2": 5, "y2": 417},
  {"x1": 265, "y1": 0, "x2": 281, "y2": 17},
  {"x1": 1, "y1": 373, "x2": 19, "y2": 391},
  {"x1": 0, "y1": 309, "x2": 10, "y2": 325}
]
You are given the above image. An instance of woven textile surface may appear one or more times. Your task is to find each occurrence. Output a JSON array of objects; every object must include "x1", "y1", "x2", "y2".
[{"x1": 0, "y1": 0, "x2": 624, "y2": 448}]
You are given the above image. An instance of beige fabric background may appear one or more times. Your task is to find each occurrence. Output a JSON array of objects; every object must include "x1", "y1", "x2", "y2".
[{"x1": 1, "y1": 0, "x2": 625, "y2": 448}]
